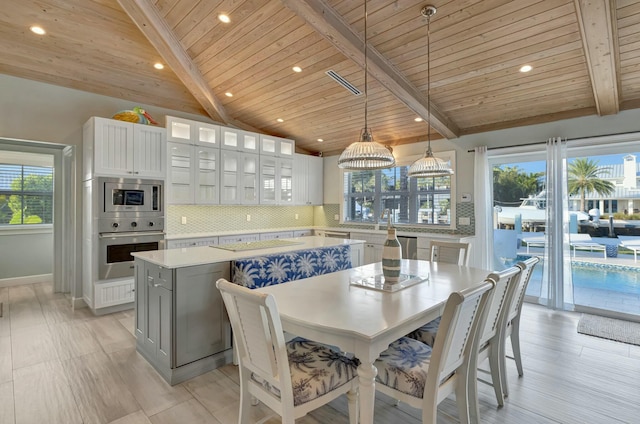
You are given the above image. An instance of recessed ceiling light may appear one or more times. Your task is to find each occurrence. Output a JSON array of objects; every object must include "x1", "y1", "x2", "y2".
[
  {"x1": 414, "y1": 117, "x2": 423, "y2": 122},
  {"x1": 154, "y1": 63, "x2": 164, "y2": 70},
  {"x1": 225, "y1": 92, "x2": 233, "y2": 97},
  {"x1": 276, "y1": 118, "x2": 284, "y2": 123},
  {"x1": 30, "y1": 26, "x2": 45, "y2": 35},
  {"x1": 317, "y1": 138, "x2": 324, "y2": 142},
  {"x1": 292, "y1": 66, "x2": 302, "y2": 73},
  {"x1": 218, "y1": 14, "x2": 230, "y2": 23},
  {"x1": 520, "y1": 65, "x2": 533, "y2": 73}
]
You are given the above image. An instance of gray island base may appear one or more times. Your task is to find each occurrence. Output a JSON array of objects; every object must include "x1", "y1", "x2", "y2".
[{"x1": 132, "y1": 236, "x2": 364, "y2": 385}]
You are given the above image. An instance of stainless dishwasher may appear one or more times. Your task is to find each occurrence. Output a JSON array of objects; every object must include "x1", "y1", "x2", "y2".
[{"x1": 397, "y1": 236, "x2": 418, "y2": 259}]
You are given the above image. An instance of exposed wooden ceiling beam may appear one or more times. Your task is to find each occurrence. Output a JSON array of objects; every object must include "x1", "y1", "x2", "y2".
[
  {"x1": 281, "y1": 0, "x2": 459, "y2": 140},
  {"x1": 574, "y1": 0, "x2": 620, "y2": 115},
  {"x1": 116, "y1": 0, "x2": 230, "y2": 124}
]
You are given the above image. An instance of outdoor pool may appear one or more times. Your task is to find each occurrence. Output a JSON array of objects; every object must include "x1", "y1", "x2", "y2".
[{"x1": 503, "y1": 257, "x2": 640, "y2": 296}]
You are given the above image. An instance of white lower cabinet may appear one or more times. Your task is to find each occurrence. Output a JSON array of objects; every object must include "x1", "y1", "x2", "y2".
[
  {"x1": 260, "y1": 231, "x2": 294, "y2": 240},
  {"x1": 166, "y1": 237, "x2": 219, "y2": 249},
  {"x1": 93, "y1": 278, "x2": 135, "y2": 309},
  {"x1": 218, "y1": 234, "x2": 260, "y2": 245}
]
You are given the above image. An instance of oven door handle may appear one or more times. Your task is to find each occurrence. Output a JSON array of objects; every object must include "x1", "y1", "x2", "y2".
[{"x1": 98, "y1": 231, "x2": 165, "y2": 239}]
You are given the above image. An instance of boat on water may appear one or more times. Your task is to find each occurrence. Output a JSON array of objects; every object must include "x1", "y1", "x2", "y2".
[{"x1": 495, "y1": 194, "x2": 590, "y2": 229}]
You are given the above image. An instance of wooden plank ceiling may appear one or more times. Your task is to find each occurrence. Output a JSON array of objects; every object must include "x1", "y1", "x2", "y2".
[{"x1": 1, "y1": 0, "x2": 639, "y2": 156}]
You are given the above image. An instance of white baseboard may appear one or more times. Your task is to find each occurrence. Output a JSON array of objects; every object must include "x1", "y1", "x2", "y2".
[
  {"x1": 71, "y1": 297, "x2": 88, "y2": 310},
  {"x1": 0, "y1": 273, "x2": 53, "y2": 288}
]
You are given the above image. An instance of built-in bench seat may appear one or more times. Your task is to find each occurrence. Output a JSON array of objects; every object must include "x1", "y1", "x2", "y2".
[{"x1": 232, "y1": 244, "x2": 352, "y2": 289}]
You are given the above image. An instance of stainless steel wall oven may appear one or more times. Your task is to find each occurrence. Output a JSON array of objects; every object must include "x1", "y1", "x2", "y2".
[{"x1": 96, "y1": 177, "x2": 165, "y2": 281}]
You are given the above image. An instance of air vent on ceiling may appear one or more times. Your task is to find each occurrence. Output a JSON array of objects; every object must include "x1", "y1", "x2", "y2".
[{"x1": 325, "y1": 70, "x2": 362, "y2": 96}]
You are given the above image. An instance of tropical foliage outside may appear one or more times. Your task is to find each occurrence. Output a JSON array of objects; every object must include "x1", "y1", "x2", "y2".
[
  {"x1": 493, "y1": 165, "x2": 542, "y2": 206},
  {"x1": 568, "y1": 158, "x2": 615, "y2": 212},
  {"x1": 0, "y1": 165, "x2": 53, "y2": 225}
]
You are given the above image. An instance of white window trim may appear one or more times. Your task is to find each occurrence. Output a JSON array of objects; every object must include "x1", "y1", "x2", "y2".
[{"x1": 340, "y1": 150, "x2": 457, "y2": 229}]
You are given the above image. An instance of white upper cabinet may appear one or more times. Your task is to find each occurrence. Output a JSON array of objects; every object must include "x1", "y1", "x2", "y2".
[
  {"x1": 260, "y1": 134, "x2": 295, "y2": 158},
  {"x1": 260, "y1": 157, "x2": 293, "y2": 205},
  {"x1": 84, "y1": 117, "x2": 165, "y2": 180},
  {"x1": 293, "y1": 154, "x2": 323, "y2": 205},
  {"x1": 166, "y1": 116, "x2": 220, "y2": 147},
  {"x1": 221, "y1": 127, "x2": 259, "y2": 153},
  {"x1": 167, "y1": 142, "x2": 220, "y2": 205},
  {"x1": 220, "y1": 150, "x2": 259, "y2": 205}
]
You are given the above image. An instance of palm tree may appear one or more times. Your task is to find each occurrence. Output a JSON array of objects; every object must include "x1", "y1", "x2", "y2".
[{"x1": 568, "y1": 158, "x2": 615, "y2": 212}]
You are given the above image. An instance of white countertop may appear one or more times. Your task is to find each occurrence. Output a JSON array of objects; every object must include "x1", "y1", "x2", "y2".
[
  {"x1": 132, "y1": 236, "x2": 363, "y2": 269},
  {"x1": 166, "y1": 226, "x2": 473, "y2": 240}
]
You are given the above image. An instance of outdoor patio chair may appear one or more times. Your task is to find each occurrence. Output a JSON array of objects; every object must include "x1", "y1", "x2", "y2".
[
  {"x1": 520, "y1": 235, "x2": 546, "y2": 253},
  {"x1": 617, "y1": 236, "x2": 640, "y2": 263},
  {"x1": 216, "y1": 279, "x2": 359, "y2": 424},
  {"x1": 374, "y1": 279, "x2": 495, "y2": 424},
  {"x1": 569, "y1": 233, "x2": 606, "y2": 259}
]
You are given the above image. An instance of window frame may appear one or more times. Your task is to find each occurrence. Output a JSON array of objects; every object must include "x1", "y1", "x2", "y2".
[{"x1": 340, "y1": 150, "x2": 457, "y2": 229}]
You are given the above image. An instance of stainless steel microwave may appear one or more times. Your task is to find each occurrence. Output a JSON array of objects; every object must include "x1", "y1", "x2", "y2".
[{"x1": 99, "y1": 177, "x2": 163, "y2": 215}]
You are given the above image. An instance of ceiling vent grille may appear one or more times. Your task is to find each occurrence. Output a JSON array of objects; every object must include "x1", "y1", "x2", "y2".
[{"x1": 326, "y1": 70, "x2": 362, "y2": 96}]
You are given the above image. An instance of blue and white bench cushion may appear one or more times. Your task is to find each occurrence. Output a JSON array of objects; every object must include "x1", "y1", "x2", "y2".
[
  {"x1": 251, "y1": 337, "x2": 359, "y2": 406},
  {"x1": 375, "y1": 336, "x2": 433, "y2": 398},
  {"x1": 406, "y1": 316, "x2": 441, "y2": 347},
  {"x1": 232, "y1": 245, "x2": 352, "y2": 289}
]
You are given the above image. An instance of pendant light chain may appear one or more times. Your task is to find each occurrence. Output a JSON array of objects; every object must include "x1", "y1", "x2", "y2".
[
  {"x1": 426, "y1": 9, "x2": 431, "y2": 153},
  {"x1": 337, "y1": 0, "x2": 395, "y2": 169},
  {"x1": 407, "y1": 5, "x2": 454, "y2": 177},
  {"x1": 364, "y1": 0, "x2": 368, "y2": 134}
]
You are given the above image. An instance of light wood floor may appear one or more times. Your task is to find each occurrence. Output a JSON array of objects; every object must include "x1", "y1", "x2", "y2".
[{"x1": 1, "y1": 281, "x2": 639, "y2": 424}]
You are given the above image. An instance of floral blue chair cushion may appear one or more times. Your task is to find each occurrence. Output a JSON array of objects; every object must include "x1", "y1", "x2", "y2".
[
  {"x1": 406, "y1": 316, "x2": 441, "y2": 347},
  {"x1": 374, "y1": 336, "x2": 433, "y2": 398},
  {"x1": 233, "y1": 245, "x2": 352, "y2": 289},
  {"x1": 251, "y1": 337, "x2": 360, "y2": 406}
]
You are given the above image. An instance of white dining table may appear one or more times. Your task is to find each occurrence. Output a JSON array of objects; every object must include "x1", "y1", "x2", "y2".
[{"x1": 257, "y1": 259, "x2": 492, "y2": 424}]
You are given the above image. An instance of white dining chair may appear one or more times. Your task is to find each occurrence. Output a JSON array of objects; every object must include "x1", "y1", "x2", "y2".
[
  {"x1": 501, "y1": 256, "x2": 540, "y2": 396},
  {"x1": 216, "y1": 278, "x2": 359, "y2": 424},
  {"x1": 430, "y1": 240, "x2": 470, "y2": 265},
  {"x1": 374, "y1": 279, "x2": 495, "y2": 424},
  {"x1": 408, "y1": 266, "x2": 522, "y2": 411}
]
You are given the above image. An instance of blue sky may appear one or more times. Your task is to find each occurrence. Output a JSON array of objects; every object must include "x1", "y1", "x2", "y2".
[{"x1": 504, "y1": 153, "x2": 640, "y2": 174}]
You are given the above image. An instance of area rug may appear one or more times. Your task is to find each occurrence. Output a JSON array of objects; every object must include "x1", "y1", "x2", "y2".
[{"x1": 577, "y1": 314, "x2": 640, "y2": 346}]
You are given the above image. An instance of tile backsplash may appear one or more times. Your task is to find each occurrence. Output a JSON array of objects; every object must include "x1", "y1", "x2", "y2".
[
  {"x1": 167, "y1": 205, "x2": 316, "y2": 234},
  {"x1": 168, "y1": 203, "x2": 475, "y2": 236}
]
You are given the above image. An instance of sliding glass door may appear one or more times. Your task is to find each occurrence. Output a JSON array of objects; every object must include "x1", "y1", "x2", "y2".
[{"x1": 489, "y1": 140, "x2": 640, "y2": 320}]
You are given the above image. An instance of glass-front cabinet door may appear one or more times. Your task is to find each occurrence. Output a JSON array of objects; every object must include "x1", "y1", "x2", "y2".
[
  {"x1": 221, "y1": 151, "x2": 258, "y2": 204},
  {"x1": 279, "y1": 159, "x2": 293, "y2": 205},
  {"x1": 167, "y1": 142, "x2": 195, "y2": 204},
  {"x1": 221, "y1": 150, "x2": 239, "y2": 204},
  {"x1": 194, "y1": 147, "x2": 219, "y2": 204},
  {"x1": 241, "y1": 153, "x2": 259, "y2": 204}
]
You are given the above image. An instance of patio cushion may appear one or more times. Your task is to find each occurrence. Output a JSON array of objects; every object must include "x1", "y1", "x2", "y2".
[
  {"x1": 406, "y1": 316, "x2": 441, "y2": 347},
  {"x1": 375, "y1": 336, "x2": 433, "y2": 398},
  {"x1": 232, "y1": 245, "x2": 352, "y2": 289},
  {"x1": 251, "y1": 337, "x2": 359, "y2": 406}
]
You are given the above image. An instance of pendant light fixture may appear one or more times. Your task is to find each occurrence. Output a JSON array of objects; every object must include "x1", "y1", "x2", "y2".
[
  {"x1": 338, "y1": 0, "x2": 395, "y2": 170},
  {"x1": 408, "y1": 5, "x2": 454, "y2": 178}
]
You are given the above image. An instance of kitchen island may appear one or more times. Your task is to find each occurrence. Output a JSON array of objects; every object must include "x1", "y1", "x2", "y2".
[{"x1": 132, "y1": 236, "x2": 364, "y2": 385}]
